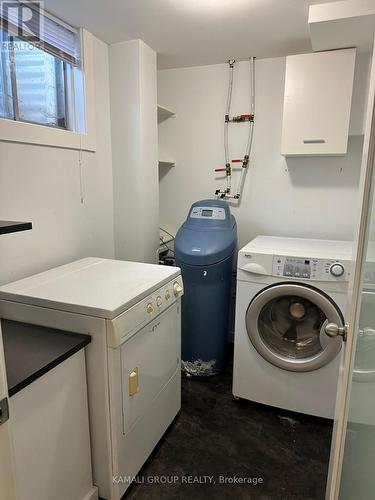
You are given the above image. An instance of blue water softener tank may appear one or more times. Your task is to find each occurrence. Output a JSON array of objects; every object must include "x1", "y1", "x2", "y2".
[{"x1": 175, "y1": 199, "x2": 237, "y2": 376}]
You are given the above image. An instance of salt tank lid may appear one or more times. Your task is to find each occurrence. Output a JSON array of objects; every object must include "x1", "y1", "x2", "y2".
[{"x1": 175, "y1": 199, "x2": 237, "y2": 266}]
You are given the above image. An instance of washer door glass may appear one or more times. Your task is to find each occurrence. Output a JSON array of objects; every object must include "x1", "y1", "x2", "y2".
[{"x1": 246, "y1": 283, "x2": 344, "y2": 372}]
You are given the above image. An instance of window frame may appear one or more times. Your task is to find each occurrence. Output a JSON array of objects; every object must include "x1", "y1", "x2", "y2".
[
  {"x1": 5, "y1": 33, "x2": 71, "y2": 129},
  {"x1": 0, "y1": 28, "x2": 96, "y2": 152}
]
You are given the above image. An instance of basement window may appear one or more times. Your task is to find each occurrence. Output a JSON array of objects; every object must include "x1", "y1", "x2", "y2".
[{"x1": 0, "y1": 2, "x2": 83, "y2": 132}]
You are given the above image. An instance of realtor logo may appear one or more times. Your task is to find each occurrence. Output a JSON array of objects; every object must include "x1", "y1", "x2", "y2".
[{"x1": 0, "y1": 1, "x2": 44, "y2": 43}]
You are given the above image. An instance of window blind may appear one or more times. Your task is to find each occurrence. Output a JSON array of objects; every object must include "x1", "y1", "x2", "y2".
[{"x1": 0, "y1": 1, "x2": 80, "y2": 65}]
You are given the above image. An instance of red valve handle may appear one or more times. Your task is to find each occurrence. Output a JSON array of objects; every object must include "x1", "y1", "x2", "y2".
[
  {"x1": 231, "y1": 159, "x2": 243, "y2": 163},
  {"x1": 215, "y1": 167, "x2": 242, "y2": 172}
]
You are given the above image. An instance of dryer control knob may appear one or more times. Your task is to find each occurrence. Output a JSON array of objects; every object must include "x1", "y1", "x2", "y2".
[
  {"x1": 146, "y1": 303, "x2": 154, "y2": 314},
  {"x1": 156, "y1": 296, "x2": 163, "y2": 307},
  {"x1": 173, "y1": 282, "x2": 183, "y2": 296},
  {"x1": 330, "y1": 263, "x2": 345, "y2": 277}
]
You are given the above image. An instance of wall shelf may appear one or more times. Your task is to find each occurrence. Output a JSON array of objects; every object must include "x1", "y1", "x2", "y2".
[
  {"x1": 157, "y1": 105, "x2": 175, "y2": 122},
  {"x1": 159, "y1": 160, "x2": 175, "y2": 168},
  {"x1": 158, "y1": 105, "x2": 176, "y2": 167},
  {"x1": 0, "y1": 221, "x2": 32, "y2": 235}
]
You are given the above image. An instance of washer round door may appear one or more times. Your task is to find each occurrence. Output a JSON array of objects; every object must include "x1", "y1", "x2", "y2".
[{"x1": 246, "y1": 283, "x2": 344, "y2": 372}]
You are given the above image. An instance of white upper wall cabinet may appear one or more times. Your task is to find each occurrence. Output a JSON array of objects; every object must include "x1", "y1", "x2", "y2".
[{"x1": 281, "y1": 48, "x2": 356, "y2": 157}]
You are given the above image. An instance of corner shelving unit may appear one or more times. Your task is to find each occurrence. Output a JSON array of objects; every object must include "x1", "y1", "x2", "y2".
[
  {"x1": 157, "y1": 105, "x2": 176, "y2": 168},
  {"x1": 0, "y1": 221, "x2": 32, "y2": 235}
]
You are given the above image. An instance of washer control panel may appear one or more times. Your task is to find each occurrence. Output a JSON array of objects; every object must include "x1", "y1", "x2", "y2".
[
  {"x1": 272, "y1": 255, "x2": 349, "y2": 281},
  {"x1": 190, "y1": 206, "x2": 226, "y2": 220}
]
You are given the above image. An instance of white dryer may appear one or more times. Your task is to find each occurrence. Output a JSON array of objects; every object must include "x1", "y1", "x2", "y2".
[
  {"x1": 0, "y1": 258, "x2": 183, "y2": 500},
  {"x1": 233, "y1": 236, "x2": 352, "y2": 419}
]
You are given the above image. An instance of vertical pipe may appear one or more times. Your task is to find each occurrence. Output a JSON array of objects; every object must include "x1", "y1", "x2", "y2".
[
  {"x1": 224, "y1": 60, "x2": 235, "y2": 193},
  {"x1": 236, "y1": 57, "x2": 256, "y2": 202},
  {"x1": 245, "y1": 57, "x2": 255, "y2": 157}
]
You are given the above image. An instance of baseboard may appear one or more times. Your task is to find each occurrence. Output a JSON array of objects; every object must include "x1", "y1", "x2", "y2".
[{"x1": 82, "y1": 486, "x2": 99, "y2": 500}]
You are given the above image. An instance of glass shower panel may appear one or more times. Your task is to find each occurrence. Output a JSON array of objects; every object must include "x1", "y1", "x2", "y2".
[{"x1": 339, "y1": 144, "x2": 375, "y2": 500}]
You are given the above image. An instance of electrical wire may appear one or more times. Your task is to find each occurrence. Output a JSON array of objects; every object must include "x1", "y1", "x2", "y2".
[
  {"x1": 78, "y1": 134, "x2": 85, "y2": 204},
  {"x1": 159, "y1": 239, "x2": 175, "y2": 256},
  {"x1": 159, "y1": 228, "x2": 175, "y2": 260},
  {"x1": 160, "y1": 227, "x2": 175, "y2": 241}
]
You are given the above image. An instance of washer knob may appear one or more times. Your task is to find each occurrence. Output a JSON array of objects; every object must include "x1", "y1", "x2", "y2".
[
  {"x1": 156, "y1": 296, "x2": 163, "y2": 307},
  {"x1": 165, "y1": 290, "x2": 171, "y2": 301},
  {"x1": 330, "y1": 263, "x2": 345, "y2": 277},
  {"x1": 146, "y1": 303, "x2": 153, "y2": 314},
  {"x1": 173, "y1": 282, "x2": 183, "y2": 296}
]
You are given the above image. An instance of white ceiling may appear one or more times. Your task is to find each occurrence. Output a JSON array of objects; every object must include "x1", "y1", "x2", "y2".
[{"x1": 45, "y1": 0, "x2": 334, "y2": 69}]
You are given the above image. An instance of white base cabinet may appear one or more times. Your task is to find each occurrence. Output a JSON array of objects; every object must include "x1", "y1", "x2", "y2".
[
  {"x1": 10, "y1": 351, "x2": 97, "y2": 500},
  {"x1": 281, "y1": 48, "x2": 356, "y2": 157}
]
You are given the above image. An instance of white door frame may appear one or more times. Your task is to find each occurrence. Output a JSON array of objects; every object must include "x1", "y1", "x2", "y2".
[
  {"x1": 0, "y1": 323, "x2": 17, "y2": 500},
  {"x1": 326, "y1": 37, "x2": 375, "y2": 500}
]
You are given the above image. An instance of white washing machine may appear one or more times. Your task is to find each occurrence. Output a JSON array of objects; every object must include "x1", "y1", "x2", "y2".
[
  {"x1": 233, "y1": 236, "x2": 352, "y2": 419},
  {"x1": 0, "y1": 258, "x2": 183, "y2": 500}
]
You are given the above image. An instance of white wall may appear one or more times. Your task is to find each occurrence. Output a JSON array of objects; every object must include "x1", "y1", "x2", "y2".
[
  {"x1": 158, "y1": 53, "x2": 371, "y2": 250},
  {"x1": 0, "y1": 36, "x2": 114, "y2": 285},
  {"x1": 109, "y1": 39, "x2": 159, "y2": 264}
]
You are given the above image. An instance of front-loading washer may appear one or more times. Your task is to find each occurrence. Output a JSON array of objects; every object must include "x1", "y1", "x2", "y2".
[{"x1": 233, "y1": 236, "x2": 352, "y2": 419}]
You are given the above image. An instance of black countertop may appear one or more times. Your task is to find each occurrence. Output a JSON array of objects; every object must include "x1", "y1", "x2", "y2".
[
  {"x1": 0, "y1": 221, "x2": 32, "y2": 235},
  {"x1": 2, "y1": 320, "x2": 91, "y2": 397}
]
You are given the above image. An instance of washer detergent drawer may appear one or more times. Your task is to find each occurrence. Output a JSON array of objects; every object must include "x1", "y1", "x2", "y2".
[{"x1": 121, "y1": 302, "x2": 180, "y2": 435}]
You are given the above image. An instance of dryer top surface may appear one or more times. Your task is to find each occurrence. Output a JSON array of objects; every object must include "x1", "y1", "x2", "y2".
[{"x1": 0, "y1": 258, "x2": 181, "y2": 320}]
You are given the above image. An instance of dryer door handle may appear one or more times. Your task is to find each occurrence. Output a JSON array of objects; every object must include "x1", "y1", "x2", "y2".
[{"x1": 239, "y1": 263, "x2": 268, "y2": 275}]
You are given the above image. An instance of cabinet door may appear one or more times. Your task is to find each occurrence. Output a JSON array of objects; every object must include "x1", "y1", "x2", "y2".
[
  {"x1": 121, "y1": 302, "x2": 180, "y2": 434},
  {"x1": 281, "y1": 48, "x2": 356, "y2": 156},
  {"x1": 0, "y1": 325, "x2": 17, "y2": 500}
]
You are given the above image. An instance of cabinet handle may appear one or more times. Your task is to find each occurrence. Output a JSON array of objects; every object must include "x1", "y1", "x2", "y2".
[
  {"x1": 303, "y1": 139, "x2": 326, "y2": 144},
  {"x1": 129, "y1": 368, "x2": 138, "y2": 396}
]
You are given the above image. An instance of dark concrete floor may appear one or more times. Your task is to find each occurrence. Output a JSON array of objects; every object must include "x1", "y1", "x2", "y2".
[{"x1": 125, "y1": 354, "x2": 333, "y2": 500}]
